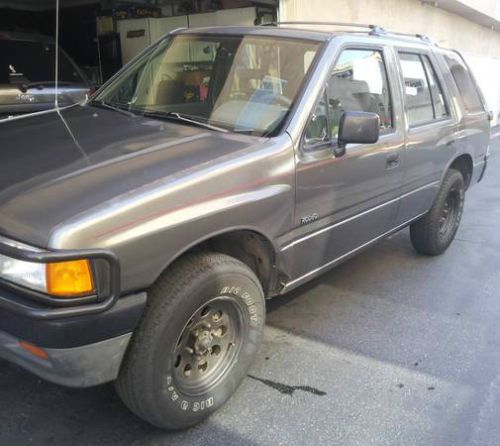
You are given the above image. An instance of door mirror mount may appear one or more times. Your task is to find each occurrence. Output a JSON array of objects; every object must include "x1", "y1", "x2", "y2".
[
  {"x1": 336, "y1": 111, "x2": 380, "y2": 157},
  {"x1": 333, "y1": 143, "x2": 346, "y2": 158},
  {"x1": 304, "y1": 113, "x2": 329, "y2": 149}
]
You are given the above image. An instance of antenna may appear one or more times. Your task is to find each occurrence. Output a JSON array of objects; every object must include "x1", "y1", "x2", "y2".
[{"x1": 54, "y1": 0, "x2": 60, "y2": 109}]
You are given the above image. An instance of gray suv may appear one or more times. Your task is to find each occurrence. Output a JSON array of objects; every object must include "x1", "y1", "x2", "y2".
[{"x1": 0, "y1": 23, "x2": 490, "y2": 429}]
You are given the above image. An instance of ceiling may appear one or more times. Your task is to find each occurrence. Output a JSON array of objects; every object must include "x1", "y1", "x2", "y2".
[
  {"x1": 421, "y1": 0, "x2": 500, "y2": 30},
  {"x1": 0, "y1": 0, "x2": 165, "y2": 11}
]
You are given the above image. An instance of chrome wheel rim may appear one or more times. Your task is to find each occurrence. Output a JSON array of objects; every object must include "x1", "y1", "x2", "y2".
[{"x1": 172, "y1": 297, "x2": 243, "y2": 396}]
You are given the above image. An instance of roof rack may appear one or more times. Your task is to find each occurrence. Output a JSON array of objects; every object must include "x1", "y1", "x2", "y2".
[
  {"x1": 390, "y1": 31, "x2": 436, "y2": 45},
  {"x1": 261, "y1": 21, "x2": 436, "y2": 45},
  {"x1": 260, "y1": 21, "x2": 387, "y2": 36}
]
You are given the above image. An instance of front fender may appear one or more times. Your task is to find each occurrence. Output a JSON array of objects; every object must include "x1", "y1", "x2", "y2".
[{"x1": 48, "y1": 134, "x2": 296, "y2": 293}]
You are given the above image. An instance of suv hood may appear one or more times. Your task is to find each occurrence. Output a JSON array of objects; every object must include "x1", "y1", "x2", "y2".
[
  {"x1": 0, "y1": 85, "x2": 88, "y2": 118},
  {"x1": 0, "y1": 105, "x2": 261, "y2": 247}
]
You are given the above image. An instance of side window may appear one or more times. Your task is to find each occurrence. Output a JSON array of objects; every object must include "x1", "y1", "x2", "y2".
[
  {"x1": 328, "y1": 49, "x2": 393, "y2": 137},
  {"x1": 399, "y1": 53, "x2": 434, "y2": 126},
  {"x1": 444, "y1": 53, "x2": 484, "y2": 113},
  {"x1": 304, "y1": 48, "x2": 393, "y2": 151},
  {"x1": 421, "y1": 55, "x2": 449, "y2": 119},
  {"x1": 304, "y1": 90, "x2": 329, "y2": 149}
]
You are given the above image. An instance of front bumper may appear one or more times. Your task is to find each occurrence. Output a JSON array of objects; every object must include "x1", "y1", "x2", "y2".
[
  {"x1": 0, "y1": 289, "x2": 146, "y2": 387},
  {"x1": 0, "y1": 236, "x2": 147, "y2": 386},
  {"x1": 0, "y1": 329, "x2": 131, "y2": 387}
]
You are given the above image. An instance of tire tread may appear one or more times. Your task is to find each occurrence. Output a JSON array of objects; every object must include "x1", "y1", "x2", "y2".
[
  {"x1": 115, "y1": 252, "x2": 262, "y2": 429},
  {"x1": 410, "y1": 168, "x2": 464, "y2": 256}
]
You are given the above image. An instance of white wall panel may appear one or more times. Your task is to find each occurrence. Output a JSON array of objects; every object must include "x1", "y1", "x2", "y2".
[
  {"x1": 149, "y1": 16, "x2": 188, "y2": 43},
  {"x1": 279, "y1": 0, "x2": 500, "y2": 124},
  {"x1": 117, "y1": 18, "x2": 150, "y2": 65}
]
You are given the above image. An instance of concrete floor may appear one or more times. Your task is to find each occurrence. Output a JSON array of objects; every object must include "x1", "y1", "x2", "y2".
[{"x1": 1, "y1": 137, "x2": 499, "y2": 446}]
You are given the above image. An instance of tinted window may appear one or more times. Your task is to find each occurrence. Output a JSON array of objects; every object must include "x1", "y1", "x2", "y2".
[
  {"x1": 399, "y1": 53, "x2": 434, "y2": 126},
  {"x1": 328, "y1": 49, "x2": 393, "y2": 136},
  {"x1": 0, "y1": 40, "x2": 84, "y2": 85},
  {"x1": 421, "y1": 55, "x2": 448, "y2": 119},
  {"x1": 444, "y1": 52, "x2": 484, "y2": 113}
]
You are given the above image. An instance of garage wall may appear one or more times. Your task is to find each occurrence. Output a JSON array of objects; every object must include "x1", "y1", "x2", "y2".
[{"x1": 279, "y1": 0, "x2": 500, "y2": 124}]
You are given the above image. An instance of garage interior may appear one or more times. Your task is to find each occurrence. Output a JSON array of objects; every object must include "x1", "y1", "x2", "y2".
[
  {"x1": 0, "y1": 0, "x2": 278, "y2": 84},
  {"x1": 2, "y1": 0, "x2": 499, "y2": 124}
]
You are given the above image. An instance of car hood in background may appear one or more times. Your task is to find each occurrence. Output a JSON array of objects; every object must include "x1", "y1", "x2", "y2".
[
  {"x1": 0, "y1": 86, "x2": 89, "y2": 118},
  {"x1": 0, "y1": 104, "x2": 262, "y2": 247}
]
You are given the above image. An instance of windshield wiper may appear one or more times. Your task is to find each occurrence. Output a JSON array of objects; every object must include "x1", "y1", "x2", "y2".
[
  {"x1": 88, "y1": 100, "x2": 137, "y2": 118},
  {"x1": 233, "y1": 128, "x2": 256, "y2": 135},
  {"x1": 141, "y1": 111, "x2": 228, "y2": 133}
]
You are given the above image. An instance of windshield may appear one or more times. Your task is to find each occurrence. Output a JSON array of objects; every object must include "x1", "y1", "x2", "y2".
[
  {"x1": 0, "y1": 40, "x2": 86, "y2": 86},
  {"x1": 93, "y1": 34, "x2": 321, "y2": 136}
]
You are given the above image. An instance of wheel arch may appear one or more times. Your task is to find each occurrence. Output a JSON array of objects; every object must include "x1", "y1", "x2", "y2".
[
  {"x1": 448, "y1": 153, "x2": 474, "y2": 189},
  {"x1": 152, "y1": 227, "x2": 283, "y2": 298}
]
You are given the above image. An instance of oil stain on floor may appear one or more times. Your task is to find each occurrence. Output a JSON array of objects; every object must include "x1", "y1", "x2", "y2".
[{"x1": 248, "y1": 374, "x2": 327, "y2": 397}]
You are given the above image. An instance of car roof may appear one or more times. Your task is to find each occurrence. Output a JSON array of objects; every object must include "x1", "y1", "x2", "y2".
[
  {"x1": 0, "y1": 31, "x2": 54, "y2": 44},
  {"x1": 175, "y1": 24, "x2": 440, "y2": 49},
  {"x1": 176, "y1": 26, "x2": 333, "y2": 42}
]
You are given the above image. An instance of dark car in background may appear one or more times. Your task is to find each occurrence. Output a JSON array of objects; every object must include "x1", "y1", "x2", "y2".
[{"x1": 0, "y1": 31, "x2": 91, "y2": 119}]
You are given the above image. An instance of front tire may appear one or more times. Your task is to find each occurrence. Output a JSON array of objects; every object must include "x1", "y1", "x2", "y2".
[
  {"x1": 410, "y1": 168, "x2": 465, "y2": 256},
  {"x1": 115, "y1": 252, "x2": 265, "y2": 430}
]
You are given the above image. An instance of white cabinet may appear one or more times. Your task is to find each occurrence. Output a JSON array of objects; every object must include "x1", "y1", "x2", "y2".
[
  {"x1": 215, "y1": 7, "x2": 257, "y2": 26},
  {"x1": 118, "y1": 16, "x2": 188, "y2": 65},
  {"x1": 188, "y1": 12, "x2": 217, "y2": 28},
  {"x1": 117, "y1": 18, "x2": 150, "y2": 65},
  {"x1": 188, "y1": 8, "x2": 258, "y2": 27},
  {"x1": 118, "y1": 8, "x2": 258, "y2": 66},
  {"x1": 149, "y1": 16, "x2": 189, "y2": 44}
]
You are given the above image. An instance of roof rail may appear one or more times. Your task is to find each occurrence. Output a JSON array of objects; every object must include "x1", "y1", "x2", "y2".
[
  {"x1": 260, "y1": 21, "x2": 387, "y2": 36},
  {"x1": 261, "y1": 21, "x2": 436, "y2": 45},
  {"x1": 415, "y1": 34, "x2": 436, "y2": 45},
  {"x1": 389, "y1": 31, "x2": 436, "y2": 45}
]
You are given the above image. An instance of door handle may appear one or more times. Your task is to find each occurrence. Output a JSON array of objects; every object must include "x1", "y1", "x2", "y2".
[{"x1": 386, "y1": 153, "x2": 400, "y2": 169}]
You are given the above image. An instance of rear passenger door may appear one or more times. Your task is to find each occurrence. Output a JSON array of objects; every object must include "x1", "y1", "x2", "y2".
[
  {"x1": 395, "y1": 50, "x2": 457, "y2": 224},
  {"x1": 290, "y1": 45, "x2": 405, "y2": 283}
]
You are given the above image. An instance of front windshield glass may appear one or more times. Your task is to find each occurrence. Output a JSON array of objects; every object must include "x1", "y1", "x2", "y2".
[{"x1": 93, "y1": 34, "x2": 321, "y2": 136}]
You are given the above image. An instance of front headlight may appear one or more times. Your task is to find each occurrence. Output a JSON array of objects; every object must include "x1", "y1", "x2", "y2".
[
  {"x1": 0, "y1": 239, "x2": 95, "y2": 298},
  {"x1": 0, "y1": 254, "x2": 47, "y2": 293}
]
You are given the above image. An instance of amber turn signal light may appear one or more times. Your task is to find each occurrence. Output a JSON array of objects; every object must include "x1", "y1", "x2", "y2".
[
  {"x1": 46, "y1": 259, "x2": 95, "y2": 297},
  {"x1": 19, "y1": 341, "x2": 49, "y2": 360}
]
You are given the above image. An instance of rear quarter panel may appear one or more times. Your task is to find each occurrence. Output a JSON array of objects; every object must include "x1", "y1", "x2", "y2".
[{"x1": 434, "y1": 49, "x2": 490, "y2": 183}]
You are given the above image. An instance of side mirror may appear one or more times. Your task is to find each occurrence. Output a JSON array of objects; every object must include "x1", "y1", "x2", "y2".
[{"x1": 336, "y1": 111, "x2": 380, "y2": 157}]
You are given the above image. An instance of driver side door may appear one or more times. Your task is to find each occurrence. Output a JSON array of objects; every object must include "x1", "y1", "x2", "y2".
[{"x1": 287, "y1": 45, "x2": 406, "y2": 285}]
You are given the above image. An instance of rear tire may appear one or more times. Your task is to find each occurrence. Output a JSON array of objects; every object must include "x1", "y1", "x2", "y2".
[
  {"x1": 115, "y1": 252, "x2": 265, "y2": 430},
  {"x1": 410, "y1": 168, "x2": 465, "y2": 256}
]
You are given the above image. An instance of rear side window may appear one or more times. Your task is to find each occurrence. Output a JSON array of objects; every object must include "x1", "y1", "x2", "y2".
[
  {"x1": 0, "y1": 40, "x2": 84, "y2": 85},
  {"x1": 421, "y1": 55, "x2": 448, "y2": 119},
  {"x1": 444, "y1": 52, "x2": 484, "y2": 113},
  {"x1": 399, "y1": 53, "x2": 434, "y2": 126}
]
